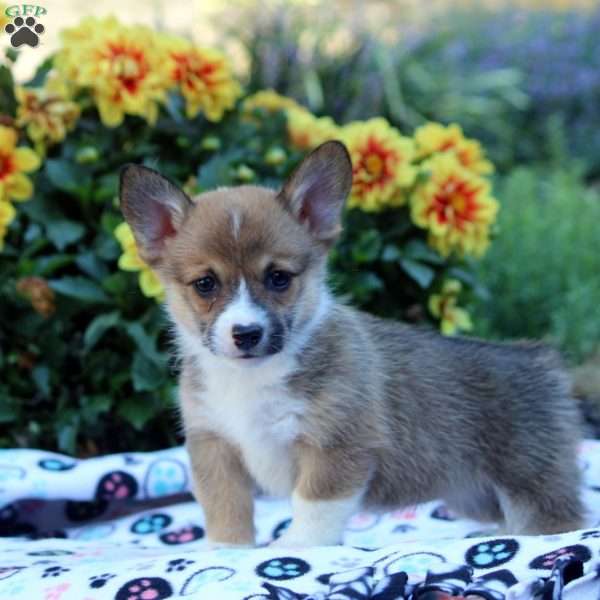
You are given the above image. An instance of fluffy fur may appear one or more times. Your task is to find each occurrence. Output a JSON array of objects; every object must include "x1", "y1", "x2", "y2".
[{"x1": 119, "y1": 141, "x2": 584, "y2": 547}]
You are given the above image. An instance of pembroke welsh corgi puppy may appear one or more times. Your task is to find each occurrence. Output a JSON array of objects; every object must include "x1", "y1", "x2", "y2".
[{"x1": 119, "y1": 141, "x2": 583, "y2": 547}]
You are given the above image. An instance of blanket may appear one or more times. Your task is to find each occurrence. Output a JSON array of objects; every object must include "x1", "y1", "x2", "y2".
[{"x1": 0, "y1": 441, "x2": 599, "y2": 600}]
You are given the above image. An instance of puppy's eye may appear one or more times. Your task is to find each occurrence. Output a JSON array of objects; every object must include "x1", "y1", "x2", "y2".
[
  {"x1": 193, "y1": 275, "x2": 217, "y2": 296},
  {"x1": 266, "y1": 270, "x2": 292, "y2": 292}
]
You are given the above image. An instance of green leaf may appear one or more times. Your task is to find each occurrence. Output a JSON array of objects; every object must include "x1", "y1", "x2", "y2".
[
  {"x1": 351, "y1": 230, "x2": 382, "y2": 263},
  {"x1": 381, "y1": 244, "x2": 402, "y2": 263},
  {"x1": 0, "y1": 398, "x2": 17, "y2": 424},
  {"x1": 197, "y1": 151, "x2": 242, "y2": 190},
  {"x1": 46, "y1": 220, "x2": 86, "y2": 251},
  {"x1": 125, "y1": 322, "x2": 166, "y2": 367},
  {"x1": 0, "y1": 65, "x2": 17, "y2": 116},
  {"x1": 132, "y1": 351, "x2": 166, "y2": 392},
  {"x1": 49, "y1": 276, "x2": 110, "y2": 304},
  {"x1": 45, "y1": 159, "x2": 92, "y2": 196},
  {"x1": 57, "y1": 420, "x2": 79, "y2": 454},
  {"x1": 402, "y1": 239, "x2": 445, "y2": 265},
  {"x1": 80, "y1": 394, "x2": 112, "y2": 425},
  {"x1": 76, "y1": 252, "x2": 109, "y2": 281},
  {"x1": 32, "y1": 365, "x2": 51, "y2": 397},
  {"x1": 399, "y1": 258, "x2": 435, "y2": 289},
  {"x1": 117, "y1": 396, "x2": 157, "y2": 430},
  {"x1": 83, "y1": 311, "x2": 120, "y2": 352}
]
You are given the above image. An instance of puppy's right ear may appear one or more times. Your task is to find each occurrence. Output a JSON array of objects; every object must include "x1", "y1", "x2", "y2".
[{"x1": 119, "y1": 164, "x2": 192, "y2": 266}]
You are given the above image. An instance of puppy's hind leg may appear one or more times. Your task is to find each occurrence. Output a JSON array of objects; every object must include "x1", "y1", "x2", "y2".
[{"x1": 495, "y1": 478, "x2": 585, "y2": 535}]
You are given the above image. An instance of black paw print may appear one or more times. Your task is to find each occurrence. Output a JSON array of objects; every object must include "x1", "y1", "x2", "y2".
[
  {"x1": 580, "y1": 530, "x2": 600, "y2": 540},
  {"x1": 159, "y1": 525, "x2": 204, "y2": 545},
  {"x1": 42, "y1": 566, "x2": 70, "y2": 578},
  {"x1": 4, "y1": 16, "x2": 44, "y2": 48},
  {"x1": 96, "y1": 471, "x2": 138, "y2": 501},
  {"x1": 256, "y1": 557, "x2": 310, "y2": 580},
  {"x1": 131, "y1": 513, "x2": 172, "y2": 535},
  {"x1": 166, "y1": 558, "x2": 195, "y2": 573},
  {"x1": 465, "y1": 538, "x2": 519, "y2": 568},
  {"x1": 89, "y1": 573, "x2": 116, "y2": 589},
  {"x1": 115, "y1": 577, "x2": 173, "y2": 600},
  {"x1": 529, "y1": 544, "x2": 592, "y2": 570}
]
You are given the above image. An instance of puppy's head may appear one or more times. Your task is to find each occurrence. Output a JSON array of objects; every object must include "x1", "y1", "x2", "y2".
[{"x1": 119, "y1": 141, "x2": 352, "y2": 363}]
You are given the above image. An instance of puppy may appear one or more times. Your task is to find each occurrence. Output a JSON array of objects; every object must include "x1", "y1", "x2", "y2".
[{"x1": 119, "y1": 141, "x2": 583, "y2": 547}]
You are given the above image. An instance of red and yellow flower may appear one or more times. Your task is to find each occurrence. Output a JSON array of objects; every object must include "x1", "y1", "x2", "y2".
[
  {"x1": 16, "y1": 75, "x2": 80, "y2": 153},
  {"x1": 0, "y1": 125, "x2": 40, "y2": 204},
  {"x1": 411, "y1": 153, "x2": 498, "y2": 257},
  {"x1": 56, "y1": 17, "x2": 170, "y2": 127},
  {"x1": 415, "y1": 122, "x2": 493, "y2": 175},
  {"x1": 342, "y1": 118, "x2": 417, "y2": 212},
  {"x1": 114, "y1": 222, "x2": 164, "y2": 300},
  {"x1": 163, "y1": 36, "x2": 241, "y2": 121},
  {"x1": 428, "y1": 279, "x2": 473, "y2": 335}
]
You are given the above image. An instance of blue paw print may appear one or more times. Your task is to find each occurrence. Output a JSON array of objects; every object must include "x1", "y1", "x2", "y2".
[
  {"x1": 143, "y1": 459, "x2": 187, "y2": 498},
  {"x1": 131, "y1": 513, "x2": 172, "y2": 534},
  {"x1": 256, "y1": 557, "x2": 310, "y2": 580},
  {"x1": 38, "y1": 458, "x2": 76, "y2": 471},
  {"x1": 465, "y1": 538, "x2": 519, "y2": 568}
]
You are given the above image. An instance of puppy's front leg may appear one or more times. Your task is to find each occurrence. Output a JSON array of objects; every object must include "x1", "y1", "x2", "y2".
[
  {"x1": 272, "y1": 443, "x2": 370, "y2": 547},
  {"x1": 187, "y1": 431, "x2": 255, "y2": 546}
]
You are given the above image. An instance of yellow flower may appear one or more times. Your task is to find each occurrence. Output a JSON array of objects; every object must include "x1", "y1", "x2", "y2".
[
  {"x1": 242, "y1": 89, "x2": 303, "y2": 115},
  {"x1": 415, "y1": 122, "x2": 493, "y2": 175},
  {"x1": 0, "y1": 200, "x2": 16, "y2": 251},
  {"x1": 0, "y1": 3, "x2": 9, "y2": 31},
  {"x1": 411, "y1": 153, "x2": 498, "y2": 257},
  {"x1": 16, "y1": 76, "x2": 80, "y2": 153},
  {"x1": 56, "y1": 17, "x2": 170, "y2": 127},
  {"x1": 286, "y1": 107, "x2": 339, "y2": 151},
  {"x1": 163, "y1": 36, "x2": 242, "y2": 122},
  {"x1": 342, "y1": 118, "x2": 417, "y2": 212},
  {"x1": 114, "y1": 222, "x2": 164, "y2": 301},
  {"x1": 428, "y1": 279, "x2": 473, "y2": 336},
  {"x1": 0, "y1": 125, "x2": 40, "y2": 204}
]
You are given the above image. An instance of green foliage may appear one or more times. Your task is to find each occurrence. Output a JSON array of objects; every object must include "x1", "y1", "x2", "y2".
[{"x1": 471, "y1": 167, "x2": 600, "y2": 363}]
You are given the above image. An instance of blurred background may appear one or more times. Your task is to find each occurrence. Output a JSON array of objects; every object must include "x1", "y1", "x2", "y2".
[{"x1": 2, "y1": 0, "x2": 599, "y2": 453}]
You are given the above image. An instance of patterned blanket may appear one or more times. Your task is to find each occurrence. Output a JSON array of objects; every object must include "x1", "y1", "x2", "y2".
[{"x1": 0, "y1": 441, "x2": 599, "y2": 599}]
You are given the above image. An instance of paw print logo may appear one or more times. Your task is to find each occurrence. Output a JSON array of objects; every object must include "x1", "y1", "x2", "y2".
[
  {"x1": 465, "y1": 538, "x2": 519, "y2": 568},
  {"x1": 529, "y1": 544, "x2": 592, "y2": 570},
  {"x1": 159, "y1": 525, "x2": 204, "y2": 545},
  {"x1": 143, "y1": 459, "x2": 188, "y2": 498},
  {"x1": 166, "y1": 558, "x2": 195, "y2": 573},
  {"x1": 42, "y1": 566, "x2": 70, "y2": 578},
  {"x1": 89, "y1": 573, "x2": 115, "y2": 589},
  {"x1": 95, "y1": 471, "x2": 138, "y2": 501},
  {"x1": 115, "y1": 577, "x2": 173, "y2": 600},
  {"x1": 4, "y1": 16, "x2": 45, "y2": 48},
  {"x1": 131, "y1": 513, "x2": 172, "y2": 535},
  {"x1": 256, "y1": 557, "x2": 310, "y2": 580},
  {"x1": 580, "y1": 530, "x2": 600, "y2": 540}
]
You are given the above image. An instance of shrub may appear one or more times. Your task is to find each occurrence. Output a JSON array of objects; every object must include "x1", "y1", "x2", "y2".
[
  {"x1": 471, "y1": 166, "x2": 600, "y2": 363},
  {"x1": 0, "y1": 15, "x2": 498, "y2": 455}
]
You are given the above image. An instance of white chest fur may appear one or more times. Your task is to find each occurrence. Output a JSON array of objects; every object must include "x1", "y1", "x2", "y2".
[{"x1": 187, "y1": 353, "x2": 305, "y2": 497}]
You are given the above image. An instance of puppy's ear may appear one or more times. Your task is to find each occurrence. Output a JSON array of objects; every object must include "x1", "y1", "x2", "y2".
[
  {"x1": 119, "y1": 164, "x2": 192, "y2": 265},
  {"x1": 278, "y1": 140, "x2": 353, "y2": 244}
]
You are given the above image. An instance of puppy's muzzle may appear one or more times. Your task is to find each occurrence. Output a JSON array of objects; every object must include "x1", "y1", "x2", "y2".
[{"x1": 232, "y1": 323, "x2": 264, "y2": 352}]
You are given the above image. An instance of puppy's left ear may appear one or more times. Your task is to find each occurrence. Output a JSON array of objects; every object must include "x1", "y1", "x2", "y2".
[{"x1": 278, "y1": 140, "x2": 353, "y2": 244}]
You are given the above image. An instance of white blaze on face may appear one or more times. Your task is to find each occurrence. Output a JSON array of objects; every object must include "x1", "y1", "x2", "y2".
[{"x1": 213, "y1": 279, "x2": 269, "y2": 357}]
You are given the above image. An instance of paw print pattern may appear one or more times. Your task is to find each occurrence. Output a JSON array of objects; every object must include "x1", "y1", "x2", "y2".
[
  {"x1": 131, "y1": 513, "x2": 172, "y2": 534},
  {"x1": 38, "y1": 458, "x2": 75, "y2": 471},
  {"x1": 465, "y1": 538, "x2": 519, "y2": 568},
  {"x1": 256, "y1": 557, "x2": 310, "y2": 580},
  {"x1": 42, "y1": 566, "x2": 69, "y2": 578},
  {"x1": 4, "y1": 16, "x2": 44, "y2": 48},
  {"x1": 529, "y1": 544, "x2": 592, "y2": 570},
  {"x1": 430, "y1": 504, "x2": 457, "y2": 521},
  {"x1": 143, "y1": 459, "x2": 188, "y2": 498},
  {"x1": 159, "y1": 525, "x2": 204, "y2": 545},
  {"x1": 115, "y1": 577, "x2": 173, "y2": 600},
  {"x1": 179, "y1": 567, "x2": 235, "y2": 596},
  {"x1": 89, "y1": 573, "x2": 115, "y2": 589},
  {"x1": 580, "y1": 530, "x2": 600, "y2": 540},
  {"x1": 166, "y1": 558, "x2": 194, "y2": 573},
  {"x1": 95, "y1": 470, "x2": 138, "y2": 501},
  {"x1": 272, "y1": 518, "x2": 291, "y2": 540}
]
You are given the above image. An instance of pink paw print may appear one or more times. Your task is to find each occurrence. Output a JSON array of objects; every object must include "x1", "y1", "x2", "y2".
[
  {"x1": 115, "y1": 577, "x2": 172, "y2": 600},
  {"x1": 159, "y1": 525, "x2": 204, "y2": 545},
  {"x1": 96, "y1": 471, "x2": 138, "y2": 501}
]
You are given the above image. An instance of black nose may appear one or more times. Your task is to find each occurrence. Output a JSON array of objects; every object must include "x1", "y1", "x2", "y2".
[{"x1": 232, "y1": 324, "x2": 264, "y2": 351}]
